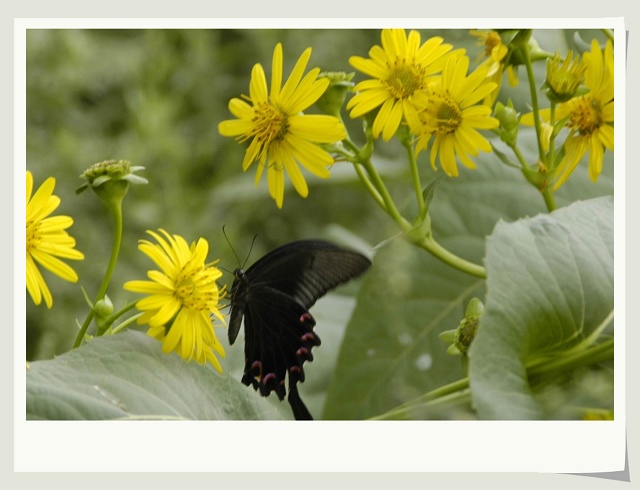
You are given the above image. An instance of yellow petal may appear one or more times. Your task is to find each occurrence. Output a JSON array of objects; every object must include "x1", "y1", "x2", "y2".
[{"x1": 29, "y1": 249, "x2": 79, "y2": 283}]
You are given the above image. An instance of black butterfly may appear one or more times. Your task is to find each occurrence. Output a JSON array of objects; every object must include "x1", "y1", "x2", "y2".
[{"x1": 229, "y1": 239, "x2": 371, "y2": 420}]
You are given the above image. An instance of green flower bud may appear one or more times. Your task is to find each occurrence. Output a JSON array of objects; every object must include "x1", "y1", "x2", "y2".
[
  {"x1": 77, "y1": 159, "x2": 147, "y2": 205},
  {"x1": 439, "y1": 329, "x2": 457, "y2": 344},
  {"x1": 440, "y1": 298, "x2": 484, "y2": 356},
  {"x1": 315, "y1": 72, "x2": 355, "y2": 118},
  {"x1": 507, "y1": 32, "x2": 553, "y2": 65},
  {"x1": 94, "y1": 295, "x2": 114, "y2": 335},
  {"x1": 465, "y1": 297, "x2": 485, "y2": 318},
  {"x1": 494, "y1": 99, "x2": 520, "y2": 147},
  {"x1": 508, "y1": 29, "x2": 533, "y2": 49},
  {"x1": 94, "y1": 295, "x2": 114, "y2": 319},
  {"x1": 454, "y1": 316, "x2": 479, "y2": 355}
]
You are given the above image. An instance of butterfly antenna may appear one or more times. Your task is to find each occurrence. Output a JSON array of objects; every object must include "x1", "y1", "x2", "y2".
[
  {"x1": 222, "y1": 225, "x2": 243, "y2": 269},
  {"x1": 242, "y1": 234, "x2": 259, "y2": 269}
]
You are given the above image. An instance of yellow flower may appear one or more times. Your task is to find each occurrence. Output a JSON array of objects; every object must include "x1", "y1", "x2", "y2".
[
  {"x1": 347, "y1": 28, "x2": 456, "y2": 141},
  {"x1": 520, "y1": 40, "x2": 614, "y2": 189},
  {"x1": 124, "y1": 229, "x2": 226, "y2": 372},
  {"x1": 545, "y1": 50, "x2": 586, "y2": 101},
  {"x1": 411, "y1": 54, "x2": 499, "y2": 177},
  {"x1": 553, "y1": 39, "x2": 614, "y2": 189},
  {"x1": 218, "y1": 43, "x2": 346, "y2": 209},
  {"x1": 470, "y1": 29, "x2": 519, "y2": 107},
  {"x1": 26, "y1": 170, "x2": 84, "y2": 308}
]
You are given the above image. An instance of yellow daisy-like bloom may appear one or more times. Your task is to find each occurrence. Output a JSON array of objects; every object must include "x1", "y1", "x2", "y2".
[
  {"x1": 411, "y1": 54, "x2": 500, "y2": 177},
  {"x1": 218, "y1": 43, "x2": 346, "y2": 209},
  {"x1": 26, "y1": 170, "x2": 84, "y2": 308},
  {"x1": 553, "y1": 39, "x2": 614, "y2": 189},
  {"x1": 347, "y1": 28, "x2": 456, "y2": 141},
  {"x1": 470, "y1": 29, "x2": 519, "y2": 107},
  {"x1": 520, "y1": 40, "x2": 614, "y2": 189},
  {"x1": 124, "y1": 229, "x2": 226, "y2": 372}
]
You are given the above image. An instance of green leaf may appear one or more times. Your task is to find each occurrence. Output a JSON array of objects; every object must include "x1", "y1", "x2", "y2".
[
  {"x1": 322, "y1": 163, "x2": 524, "y2": 420},
  {"x1": 322, "y1": 237, "x2": 485, "y2": 420},
  {"x1": 322, "y1": 142, "x2": 613, "y2": 420},
  {"x1": 469, "y1": 196, "x2": 614, "y2": 419},
  {"x1": 26, "y1": 330, "x2": 283, "y2": 420}
]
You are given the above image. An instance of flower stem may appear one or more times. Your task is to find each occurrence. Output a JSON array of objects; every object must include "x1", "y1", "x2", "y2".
[
  {"x1": 417, "y1": 235, "x2": 487, "y2": 278},
  {"x1": 402, "y1": 139, "x2": 426, "y2": 215},
  {"x1": 110, "y1": 312, "x2": 144, "y2": 335},
  {"x1": 527, "y1": 338, "x2": 614, "y2": 384},
  {"x1": 370, "y1": 378, "x2": 470, "y2": 420},
  {"x1": 541, "y1": 187, "x2": 557, "y2": 212},
  {"x1": 512, "y1": 144, "x2": 531, "y2": 170},
  {"x1": 360, "y1": 155, "x2": 405, "y2": 225},
  {"x1": 522, "y1": 43, "x2": 546, "y2": 162},
  {"x1": 352, "y1": 162, "x2": 386, "y2": 210},
  {"x1": 72, "y1": 201, "x2": 124, "y2": 348},
  {"x1": 370, "y1": 338, "x2": 613, "y2": 420},
  {"x1": 353, "y1": 144, "x2": 487, "y2": 278},
  {"x1": 100, "y1": 301, "x2": 139, "y2": 334}
]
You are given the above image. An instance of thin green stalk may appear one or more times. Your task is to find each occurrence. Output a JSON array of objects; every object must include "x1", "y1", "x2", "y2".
[
  {"x1": 541, "y1": 188, "x2": 557, "y2": 212},
  {"x1": 522, "y1": 44, "x2": 546, "y2": 162},
  {"x1": 527, "y1": 338, "x2": 614, "y2": 384},
  {"x1": 547, "y1": 101, "x2": 557, "y2": 166},
  {"x1": 359, "y1": 157, "x2": 486, "y2": 278},
  {"x1": 403, "y1": 139, "x2": 426, "y2": 216},
  {"x1": 100, "y1": 301, "x2": 138, "y2": 333},
  {"x1": 352, "y1": 162, "x2": 386, "y2": 210},
  {"x1": 370, "y1": 388, "x2": 472, "y2": 420},
  {"x1": 72, "y1": 202, "x2": 123, "y2": 348},
  {"x1": 512, "y1": 144, "x2": 531, "y2": 170},
  {"x1": 110, "y1": 312, "x2": 144, "y2": 335},
  {"x1": 370, "y1": 338, "x2": 613, "y2": 420},
  {"x1": 342, "y1": 136, "x2": 361, "y2": 156},
  {"x1": 369, "y1": 378, "x2": 470, "y2": 420},
  {"x1": 417, "y1": 236, "x2": 487, "y2": 278},
  {"x1": 360, "y1": 157, "x2": 406, "y2": 225},
  {"x1": 348, "y1": 134, "x2": 486, "y2": 278},
  {"x1": 510, "y1": 143, "x2": 556, "y2": 212}
]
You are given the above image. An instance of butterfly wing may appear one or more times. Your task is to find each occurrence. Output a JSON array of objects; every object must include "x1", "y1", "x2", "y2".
[
  {"x1": 228, "y1": 240, "x2": 371, "y2": 420},
  {"x1": 229, "y1": 240, "x2": 371, "y2": 344},
  {"x1": 241, "y1": 240, "x2": 372, "y2": 310},
  {"x1": 240, "y1": 285, "x2": 320, "y2": 398}
]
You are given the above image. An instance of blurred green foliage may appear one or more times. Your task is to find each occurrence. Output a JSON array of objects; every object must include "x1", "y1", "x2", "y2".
[{"x1": 25, "y1": 27, "x2": 609, "y2": 365}]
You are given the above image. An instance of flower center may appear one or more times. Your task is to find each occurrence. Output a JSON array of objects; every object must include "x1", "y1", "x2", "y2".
[
  {"x1": 567, "y1": 96, "x2": 603, "y2": 135},
  {"x1": 175, "y1": 268, "x2": 218, "y2": 311},
  {"x1": 250, "y1": 102, "x2": 290, "y2": 145},
  {"x1": 385, "y1": 60, "x2": 425, "y2": 100},
  {"x1": 421, "y1": 91, "x2": 462, "y2": 135},
  {"x1": 26, "y1": 221, "x2": 41, "y2": 253}
]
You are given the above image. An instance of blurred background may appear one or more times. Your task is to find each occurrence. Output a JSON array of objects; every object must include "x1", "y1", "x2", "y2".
[{"x1": 25, "y1": 27, "x2": 611, "y2": 380}]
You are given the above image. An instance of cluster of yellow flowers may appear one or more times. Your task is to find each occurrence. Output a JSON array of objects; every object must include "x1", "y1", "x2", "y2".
[
  {"x1": 219, "y1": 28, "x2": 614, "y2": 207},
  {"x1": 27, "y1": 28, "x2": 614, "y2": 375},
  {"x1": 27, "y1": 168, "x2": 227, "y2": 372},
  {"x1": 219, "y1": 29, "x2": 504, "y2": 206},
  {"x1": 522, "y1": 39, "x2": 614, "y2": 189}
]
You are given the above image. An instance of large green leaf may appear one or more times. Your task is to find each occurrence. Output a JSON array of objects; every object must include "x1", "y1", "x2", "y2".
[
  {"x1": 469, "y1": 196, "x2": 614, "y2": 419},
  {"x1": 26, "y1": 330, "x2": 283, "y2": 420},
  {"x1": 322, "y1": 237, "x2": 485, "y2": 420}
]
